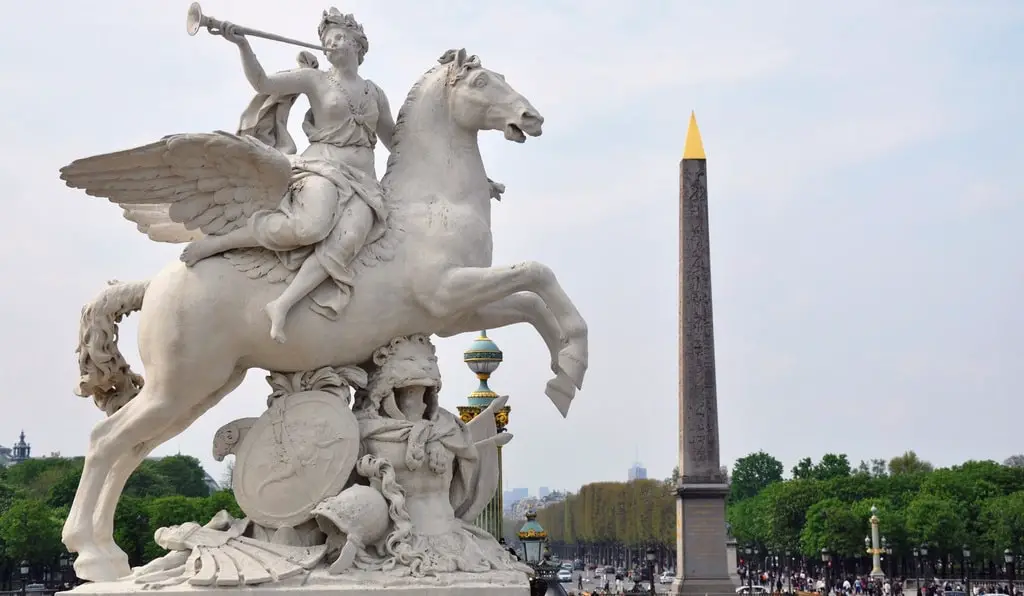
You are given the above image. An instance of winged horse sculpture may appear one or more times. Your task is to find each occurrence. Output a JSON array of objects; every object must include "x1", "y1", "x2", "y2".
[{"x1": 57, "y1": 48, "x2": 588, "y2": 582}]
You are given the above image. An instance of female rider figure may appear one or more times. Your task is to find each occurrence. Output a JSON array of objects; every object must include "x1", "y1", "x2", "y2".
[{"x1": 180, "y1": 8, "x2": 395, "y2": 344}]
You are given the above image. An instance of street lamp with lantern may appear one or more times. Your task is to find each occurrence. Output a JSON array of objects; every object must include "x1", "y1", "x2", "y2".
[
  {"x1": 919, "y1": 544, "x2": 929, "y2": 591},
  {"x1": 19, "y1": 560, "x2": 29, "y2": 596},
  {"x1": 1004, "y1": 549, "x2": 1015, "y2": 596},
  {"x1": 912, "y1": 547, "x2": 921, "y2": 595},
  {"x1": 785, "y1": 549, "x2": 793, "y2": 594},
  {"x1": 961, "y1": 545, "x2": 971, "y2": 596},
  {"x1": 821, "y1": 548, "x2": 832, "y2": 595},
  {"x1": 745, "y1": 546, "x2": 755, "y2": 595},
  {"x1": 645, "y1": 547, "x2": 657, "y2": 596}
]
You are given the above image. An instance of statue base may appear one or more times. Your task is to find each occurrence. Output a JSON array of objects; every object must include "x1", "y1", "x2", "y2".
[
  {"x1": 671, "y1": 482, "x2": 736, "y2": 596},
  {"x1": 62, "y1": 569, "x2": 530, "y2": 596}
]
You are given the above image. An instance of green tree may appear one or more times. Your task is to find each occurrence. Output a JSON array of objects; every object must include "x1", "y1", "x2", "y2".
[
  {"x1": 905, "y1": 494, "x2": 965, "y2": 553},
  {"x1": 813, "y1": 454, "x2": 852, "y2": 481},
  {"x1": 146, "y1": 456, "x2": 210, "y2": 498},
  {"x1": 799, "y1": 497, "x2": 862, "y2": 557},
  {"x1": 730, "y1": 451, "x2": 784, "y2": 503},
  {"x1": 791, "y1": 458, "x2": 814, "y2": 480},
  {"x1": 0, "y1": 499, "x2": 63, "y2": 564},
  {"x1": 889, "y1": 451, "x2": 933, "y2": 476}
]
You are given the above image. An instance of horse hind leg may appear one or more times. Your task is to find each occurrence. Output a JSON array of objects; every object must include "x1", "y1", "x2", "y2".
[
  {"x1": 65, "y1": 367, "x2": 244, "y2": 582},
  {"x1": 90, "y1": 368, "x2": 247, "y2": 568},
  {"x1": 435, "y1": 292, "x2": 577, "y2": 416}
]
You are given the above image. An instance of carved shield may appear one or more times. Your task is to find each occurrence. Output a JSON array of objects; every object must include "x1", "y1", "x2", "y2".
[{"x1": 232, "y1": 390, "x2": 360, "y2": 528}]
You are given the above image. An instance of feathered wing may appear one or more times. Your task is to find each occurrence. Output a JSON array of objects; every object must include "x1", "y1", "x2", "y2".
[{"x1": 60, "y1": 132, "x2": 292, "y2": 243}]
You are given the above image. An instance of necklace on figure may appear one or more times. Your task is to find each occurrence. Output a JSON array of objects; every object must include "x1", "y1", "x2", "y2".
[{"x1": 328, "y1": 71, "x2": 370, "y2": 124}]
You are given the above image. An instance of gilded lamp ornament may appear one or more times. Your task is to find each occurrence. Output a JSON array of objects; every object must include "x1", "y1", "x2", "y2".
[
  {"x1": 517, "y1": 510, "x2": 547, "y2": 564},
  {"x1": 457, "y1": 330, "x2": 511, "y2": 432}
]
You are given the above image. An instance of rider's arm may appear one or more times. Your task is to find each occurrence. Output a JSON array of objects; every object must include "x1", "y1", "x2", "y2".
[{"x1": 372, "y1": 81, "x2": 397, "y2": 151}]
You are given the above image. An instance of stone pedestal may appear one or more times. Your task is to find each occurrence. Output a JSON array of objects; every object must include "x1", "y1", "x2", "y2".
[{"x1": 62, "y1": 569, "x2": 531, "y2": 596}]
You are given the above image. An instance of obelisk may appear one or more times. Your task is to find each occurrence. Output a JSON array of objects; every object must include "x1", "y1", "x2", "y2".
[{"x1": 672, "y1": 113, "x2": 735, "y2": 596}]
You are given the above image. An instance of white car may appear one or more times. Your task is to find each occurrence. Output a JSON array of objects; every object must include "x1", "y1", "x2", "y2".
[
  {"x1": 659, "y1": 571, "x2": 676, "y2": 584},
  {"x1": 556, "y1": 569, "x2": 573, "y2": 583},
  {"x1": 736, "y1": 586, "x2": 769, "y2": 594}
]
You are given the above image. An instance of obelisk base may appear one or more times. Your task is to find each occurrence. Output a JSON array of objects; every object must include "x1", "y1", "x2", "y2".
[{"x1": 671, "y1": 483, "x2": 737, "y2": 596}]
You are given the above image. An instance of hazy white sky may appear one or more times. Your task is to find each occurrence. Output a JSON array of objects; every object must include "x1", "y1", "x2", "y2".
[{"x1": 1, "y1": 1, "x2": 1021, "y2": 494}]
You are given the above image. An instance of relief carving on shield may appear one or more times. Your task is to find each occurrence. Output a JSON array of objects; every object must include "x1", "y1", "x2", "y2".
[{"x1": 232, "y1": 390, "x2": 360, "y2": 528}]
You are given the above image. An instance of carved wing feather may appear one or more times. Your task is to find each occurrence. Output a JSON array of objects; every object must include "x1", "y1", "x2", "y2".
[{"x1": 60, "y1": 132, "x2": 292, "y2": 242}]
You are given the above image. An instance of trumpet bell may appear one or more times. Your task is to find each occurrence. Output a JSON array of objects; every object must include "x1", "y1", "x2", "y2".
[{"x1": 186, "y1": 2, "x2": 204, "y2": 36}]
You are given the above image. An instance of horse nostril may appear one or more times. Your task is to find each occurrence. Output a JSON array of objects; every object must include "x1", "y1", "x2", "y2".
[{"x1": 522, "y1": 111, "x2": 544, "y2": 125}]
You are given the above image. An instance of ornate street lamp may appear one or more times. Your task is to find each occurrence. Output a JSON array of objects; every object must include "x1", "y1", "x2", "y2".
[
  {"x1": 961, "y1": 545, "x2": 971, "y2": 596},
  {"x1": 785, "y1": 549, "x2": 793, "y2": 594},
  {"x1": 745, "y1": 546, "x2": 755, "y2": 595},
  {"x1": 821, "y1": 548, "x2": 832, "y2": 595},
  {"x1": 518, "y1": 511, "x2": 547, "y2": 565},
  {"x1": 920, "y1": 543, "x2": 929, "y2": 588},
  {"x1": 1004, "y1": 549, "x2": 1015, "y2": 596},
  {"x1": 646, "y1": 547, "x2": 657, "y2": 596},
  {"x1": 19, "y1": 561, "x2": 29, "y2": 596},
  {"x1": 913, "y1": 547, "x2": 921, "y2": 594}
]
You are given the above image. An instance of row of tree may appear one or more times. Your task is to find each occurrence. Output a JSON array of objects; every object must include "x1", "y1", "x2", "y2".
[
  {"x1": 530, "y1": 451, "x2": 1024, "y2": 572},
  {"x1": 0, "y1": 454, "x2": 238, "y2": 576}
]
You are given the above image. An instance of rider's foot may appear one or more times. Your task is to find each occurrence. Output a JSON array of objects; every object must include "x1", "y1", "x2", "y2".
[
  {"x1": 180, "y1": 237, "x2": 222, "y2": 267},
  {"x1": 265, "y1": 299, "x2": 289, "y2": 344}
]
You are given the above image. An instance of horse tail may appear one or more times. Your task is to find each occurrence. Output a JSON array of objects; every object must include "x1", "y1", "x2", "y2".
[{"x1": 74, "y1": 279, "x2": 150, "y2": 416}]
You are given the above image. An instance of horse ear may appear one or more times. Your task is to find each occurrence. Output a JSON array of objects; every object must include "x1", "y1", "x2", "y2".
[
  {"x1": 438, "y1": 49, "x2": 458, "y2": 65},
  {"x1": 456, "y1": 48, "x2": 468, "y2": 66}
]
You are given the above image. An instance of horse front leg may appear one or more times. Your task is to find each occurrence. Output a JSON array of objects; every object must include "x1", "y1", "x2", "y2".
[
  {"x1": 420, "y1": 263, "x2": 588, "y2": 413},
  {"x1": 435, "y1": 291, "x2": 576, "y2": 415}
]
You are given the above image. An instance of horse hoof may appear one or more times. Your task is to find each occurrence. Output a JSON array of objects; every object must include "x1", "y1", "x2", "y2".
[
  {"x1": 74, "y1": 549, "x2": 132, "y2": 583},
  {"x1": 545, "y1": 374, "x2": 575, "y2": 418},
  {"x1": 557, "y1": 346, "x2": 587, "y2": 390}
]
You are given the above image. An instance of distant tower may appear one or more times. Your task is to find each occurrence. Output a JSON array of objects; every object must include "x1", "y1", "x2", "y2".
[
  {"x1": 458, "y1": 331, "x2": 510, "y2": 540},
  {"x1": 11, "y1": 431, "x2": 30, "y2": 463}
]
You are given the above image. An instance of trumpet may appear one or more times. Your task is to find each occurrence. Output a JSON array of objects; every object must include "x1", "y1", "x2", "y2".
[{"x1": 186, "y1": 2, "x2": 329, "y2": 52}]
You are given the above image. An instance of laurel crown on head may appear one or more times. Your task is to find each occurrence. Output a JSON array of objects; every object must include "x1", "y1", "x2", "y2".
[{"x1": 318, "y1": 7, "x2": 369, "y2": 64}]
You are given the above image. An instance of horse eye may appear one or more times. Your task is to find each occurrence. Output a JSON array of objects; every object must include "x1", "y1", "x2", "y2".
[{"x1": 472, "y1": 75, "x2": 488, "y2": 88}]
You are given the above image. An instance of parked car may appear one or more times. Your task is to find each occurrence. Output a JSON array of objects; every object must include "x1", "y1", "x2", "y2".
[
  {"x1": 736, "y1": 586, "x2": 769, "y2": 594},
  {"x1": 556, "y1": 568, "x2": 573, "y2": 583},
  {"x1": 659, "y1": 571, "x2": 676, "y2": 584}
]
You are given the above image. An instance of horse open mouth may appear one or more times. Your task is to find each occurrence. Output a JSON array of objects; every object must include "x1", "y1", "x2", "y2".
[{"x1": 504, "y1": 123, "x2": 527, "y2": 143}]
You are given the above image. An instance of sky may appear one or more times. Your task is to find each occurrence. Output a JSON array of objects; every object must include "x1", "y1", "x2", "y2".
[{"x1": 0, "y1": 1, "x2": 1022, "y2": 496}]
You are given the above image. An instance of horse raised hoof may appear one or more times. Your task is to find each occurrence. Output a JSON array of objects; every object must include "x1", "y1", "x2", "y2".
[
  {"x1": 545, "y1": 373, "x2": 576, "y2": 418},
  {"x1": 557, "y1": 344, "x2": 587, "y2": 390}
]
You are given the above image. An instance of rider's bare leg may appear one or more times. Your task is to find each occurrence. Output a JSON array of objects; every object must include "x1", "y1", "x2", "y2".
[
  {"x1": 265, "y1": 199, "x2": 374, "y2": 343},
  {"x1": 180, "y1": 227, "x2": 261, "y2": 266}
]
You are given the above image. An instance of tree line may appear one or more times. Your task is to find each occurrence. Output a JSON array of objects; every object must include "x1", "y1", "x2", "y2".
[
  {"x1": 0, "y1": 454, "x2": 240, "y2": 584},
  {"x1": 527, "y1": 451, "x2": 1024, "y2": 574}
]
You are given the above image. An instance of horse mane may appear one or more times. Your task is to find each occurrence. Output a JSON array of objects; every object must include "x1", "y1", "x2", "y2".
[{"x1": 384, "y1": 49, "x2": 482, "y2": 180}]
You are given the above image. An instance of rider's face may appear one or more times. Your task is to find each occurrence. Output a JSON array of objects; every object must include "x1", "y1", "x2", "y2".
[{"x1": 323, "y1": 27, "x2": 358, "y2": 65}]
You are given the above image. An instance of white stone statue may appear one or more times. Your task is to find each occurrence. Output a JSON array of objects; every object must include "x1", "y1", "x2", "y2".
[{"x1": 58, "y1": 4, "x2": 588, "y2": 588}]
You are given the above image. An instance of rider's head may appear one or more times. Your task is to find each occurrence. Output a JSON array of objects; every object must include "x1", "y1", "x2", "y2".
[{"x1": 318, "y1": 8, "x2": 369, "y2": 66}]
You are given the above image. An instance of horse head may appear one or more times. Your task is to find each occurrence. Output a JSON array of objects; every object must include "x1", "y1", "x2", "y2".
[{"x1": 437, "y1": 48, "x2": 544, "y2": 143}]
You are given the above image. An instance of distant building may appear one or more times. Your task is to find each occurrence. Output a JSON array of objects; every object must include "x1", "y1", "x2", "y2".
[
  {"x1": 0, "y1": 431, "x2": 32, "y2": 467},
  {"x1": 628, "y1": 462, "x2": 648, "y2": 481},
  {"x1": 538, "y1": 486, "x2": 550, "y2": 499},
  {"x1": 503, "y1": 487, "x2": 529, "y2": 513}
]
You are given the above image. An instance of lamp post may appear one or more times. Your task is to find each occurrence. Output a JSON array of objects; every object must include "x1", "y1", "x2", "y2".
[
  {"x1": 745, "y1": 546, "x2": 755, "y2": 595},
  {"x1": 919, "y1": 544, "x2": 929, "y2": 590},
  {"x1": 785, "y1": 549, "x2": 793, "y2": 594},
  {"x1": 961, "y1": 545, "x2": 970, "y2": 596},
  {"x1": 865, "y1": 506, "x2": 885, "y2": 580},
  {"x1": 518, "y1": 511, "x2": 560, "y2": 596},
  {"x1": 19, "y1": 560, "x2": 29, "y2": 596},
  {"x1": 1005, "y1": 549, "x2": 1015, "y2": 596},
  {"x1": 912, "y1": 547, "x2": 921, "y2": 595},
  {"x1": 59, "y1": 553, "x2": 69, "y2": 588},
  {"x1": 820, "y1": 548, "x2": 831, "y2": 596},
  {"x1": 646, "y1": 546, "x2": 656, "y2": 596}
]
